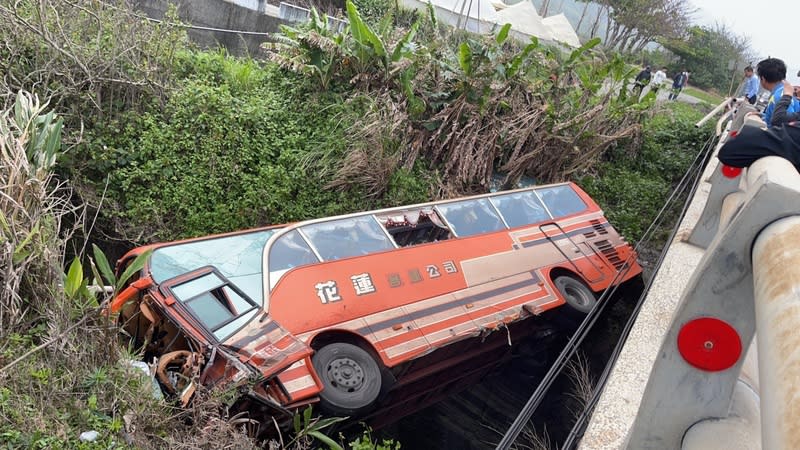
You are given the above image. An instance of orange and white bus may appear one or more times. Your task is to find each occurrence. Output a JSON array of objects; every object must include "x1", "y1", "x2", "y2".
[{"x1": 112, "y1": 182, "x2": 641, "y2": 418}]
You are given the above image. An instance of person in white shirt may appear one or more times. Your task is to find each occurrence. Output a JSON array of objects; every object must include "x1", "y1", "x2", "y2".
[{"x1": 650, "y1": 67, "x2": 668, "y2": 95}]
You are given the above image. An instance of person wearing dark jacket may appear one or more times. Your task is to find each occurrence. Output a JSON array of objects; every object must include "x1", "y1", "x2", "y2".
[
  {"x1": 633, "y1": 66, "x2": 651, "y2": 97},
  {"x1": 718, "y1": 79, "x2": 800, "y2": 169},
  {"x1": 669, "y1": 70, "x2": 689, "y2": 100}
]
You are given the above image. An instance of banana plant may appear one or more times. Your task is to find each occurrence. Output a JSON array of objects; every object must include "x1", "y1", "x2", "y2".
[
  {"x1": 262, "y1": 9, "x2": 347, "y2": 90},
  {"x1": 90, "y1": 244, "x2": 152, "y2": 294},
  {"x1": 64, "y1": 258, "x2": 93, "y2": 305},
  {"x1": 63, "y1": 245, "x2": 152, "y2": 309},
  {"x1": 346, "y1": 0, "x2": 387, "y2": 70},
  {"x1": 345, "y1": 0, "x2": 423, "y2": 76}
]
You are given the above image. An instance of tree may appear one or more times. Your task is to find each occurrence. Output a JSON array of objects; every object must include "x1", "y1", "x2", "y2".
[
  {"x1": 660, "y1": 24, "x2": 753, "y2": 91},
  {"x1": 603, "y1": 0, "x2": 692, "y2": 53}
]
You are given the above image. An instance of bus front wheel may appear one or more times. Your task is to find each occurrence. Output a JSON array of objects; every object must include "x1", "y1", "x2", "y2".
[
  {"x1": 554, "y1": 275, "x2": 597, "y2": 314},
  {"x1": 312, "y1": 342, "x2": 381, "y2": 416}
]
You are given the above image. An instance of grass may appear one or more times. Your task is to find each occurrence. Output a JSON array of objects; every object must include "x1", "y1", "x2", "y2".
[{"x1": 682, "y1": 86, "x2": 726, "y2": 106}]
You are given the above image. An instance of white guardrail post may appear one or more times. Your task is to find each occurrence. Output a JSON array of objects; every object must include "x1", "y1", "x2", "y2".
[{"x1": 626, "y1": 156, "x2": 800, "y2": 449}]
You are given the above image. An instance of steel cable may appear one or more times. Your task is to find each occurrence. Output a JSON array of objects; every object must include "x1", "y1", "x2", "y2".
[{"x1": 558, "y1": 127, "x2": 718, "y2": 450}]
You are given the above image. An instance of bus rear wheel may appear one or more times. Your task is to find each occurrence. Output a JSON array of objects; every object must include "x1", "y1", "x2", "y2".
[
  {"x1": 312, "y1": 342, "x2": 381, "y2": 416},
  {"x1": 554, "y1": 275, "x2": 597, "y2": 314}
]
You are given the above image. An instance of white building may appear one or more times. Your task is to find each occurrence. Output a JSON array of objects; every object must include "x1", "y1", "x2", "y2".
[{"x1": 400, "y1": 0, "x2": 582, "y2": 47}]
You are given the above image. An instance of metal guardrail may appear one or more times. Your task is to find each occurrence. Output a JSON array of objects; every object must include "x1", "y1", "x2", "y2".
[
  {"x1": 278, "y1": 2, "x2": 348, "y2": 33},
  {"x1": 626, "y1": 99, "x2": 800, "y2": 448}
]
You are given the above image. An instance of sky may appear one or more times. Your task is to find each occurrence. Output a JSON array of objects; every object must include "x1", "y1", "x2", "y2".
[{"x1": 691, "y1": 0, "x2": 800, "y2": 84}]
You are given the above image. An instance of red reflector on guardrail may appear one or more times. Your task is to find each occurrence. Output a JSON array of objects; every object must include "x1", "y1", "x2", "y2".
[
  {"x1": 721, "y1": 165, "x2": 742, "y2": 178},
  {"x1": 677, "y1": 317, "x2": 742, "y2": 372}
]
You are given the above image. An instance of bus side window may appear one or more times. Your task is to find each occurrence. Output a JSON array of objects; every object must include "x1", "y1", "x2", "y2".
[
  {"x1": 379, "y1": 210, "x2": 452, "y2": 247},
  {"x1": 438, "y1": 199, "x2": 505, "y2": 237},
  {"x1": 302, "y1": 217, "x2": 394, "y2": 261},
  {"x1": 536, "y1": 185, "x2": 587, "y2": 218},
  {"x1": 268, "y1": 230, "x2": 320, "y2": 289},
  {"x1": 490, "y1": 191, "x2": 550, "y2": 228}
]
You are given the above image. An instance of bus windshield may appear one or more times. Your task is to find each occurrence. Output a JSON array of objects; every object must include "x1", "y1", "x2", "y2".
[{"x1": 150, "y1": 229, "x2": 278, "y2": 304}]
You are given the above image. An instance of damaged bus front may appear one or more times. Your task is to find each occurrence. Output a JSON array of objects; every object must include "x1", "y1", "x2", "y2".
[
  {"x1": 110, "y1": 228, "x2": 314, "y2": 419},
  {"x1": 111, "y1": 183, "x2": 642, "y2": 425}
]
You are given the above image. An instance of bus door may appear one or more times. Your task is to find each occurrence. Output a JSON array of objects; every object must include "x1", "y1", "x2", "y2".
[{"x1": 538, "y1": 222, "x2": 605, "y2": 283}]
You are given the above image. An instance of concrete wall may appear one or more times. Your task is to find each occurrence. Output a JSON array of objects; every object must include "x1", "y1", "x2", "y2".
[{"x1": 134, "y1": 0, "x2": 284, "y2": 55}]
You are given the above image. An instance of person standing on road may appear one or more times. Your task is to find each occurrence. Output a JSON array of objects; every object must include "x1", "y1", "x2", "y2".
[
  {"x1": 650, "y1": 67, "x2": 667, "y2": 95},
  {"x1": 742, "y1": 66, "x2": 759, "y2": 104},
  {"x1": 669, "y1": 69, "x2": 689, "y2": 100},
  {"x1": 633, "y1": 66, "x2": 652, "y2": 97}
]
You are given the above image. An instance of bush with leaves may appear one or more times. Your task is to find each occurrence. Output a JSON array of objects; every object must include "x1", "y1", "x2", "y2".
[
  {"x1": 0, "y1": 91, "x2": 69, "y2": 335},
  {"x1": 1, "y1": 90, "x2": 402, "y2": 450},
  {"x1": 0, "y1": 0, "x2": 186, "y2": 123},
  {"x1": 578, "y1": 102, "x2": 713, "y2": 243},
  {"x1": 83, "y1": 54, "x2": 435, "y2": 241},
  {"x1": 0, "y1": 92, "x2": 154, "y2": 448}
]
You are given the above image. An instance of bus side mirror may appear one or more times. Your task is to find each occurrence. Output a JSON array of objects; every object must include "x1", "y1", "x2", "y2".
[{"x1": 107, "y1": 277, "x2": 154, "y2": 314}]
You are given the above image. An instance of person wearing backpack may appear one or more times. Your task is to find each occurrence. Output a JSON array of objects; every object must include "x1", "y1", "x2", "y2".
[{"x1": 669, "y1": 69, "x2": 689, "y2": 100}]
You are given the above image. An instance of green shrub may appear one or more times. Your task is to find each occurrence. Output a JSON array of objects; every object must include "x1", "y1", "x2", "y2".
[
  {"x1": 384, "y1": 163, "x2": 439, "y2": 206},
  {"x1": 85, "y1": 66, "x2": 362, "y2": 240},
  {"x1": 579, "y1": 166, "x2": 670, "y2": 241},
  {"x1": 636, "y1": 102, "x2": 712, "y2": 181},
  {"x1": 578, "y1": 102, "x2": 712, "y2": 243},
  {"x1": 351, "y1": 0, "x2": 394, "y2": 25}
]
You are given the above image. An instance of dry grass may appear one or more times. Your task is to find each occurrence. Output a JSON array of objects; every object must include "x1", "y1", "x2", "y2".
[
  {"x1": 484, "y1": 422, "x2": 553, "y2": 450},
  {"x1": 323, "y1": 61, "x2": 642, "y2": 199},
  {"x1": 517, "y1": 424, "x2": 553, "y2": 450},
  {"x1": 565, "y1": 352, "x2": 595, "y2": 418},
  {"x1": 0, "y1": 0, "x2": 186, "y2": 117},
  {"x1": 328, "y1": 92, "x2": 416, "y2": 198}
]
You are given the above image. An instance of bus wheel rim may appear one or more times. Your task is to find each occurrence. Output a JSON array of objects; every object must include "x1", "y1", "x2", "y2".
[{"x1": 328, "y1": 357, "x2": 365, "y2": 392}]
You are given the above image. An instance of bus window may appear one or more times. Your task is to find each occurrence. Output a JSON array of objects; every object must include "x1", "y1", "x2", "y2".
[
  {"x1": 490, "y1": 191, "x2": 551, "y2": 228},
  {"x1": 302, "y1": 216, "x2": 395, "y2": 261},
  {"x1": 268, "y1": 230, "x2": 320, "y2": 289},
  {"x1": 437, "y1": 199, "x2": 506, "y2": 237},
  {"x1": 536, "y1": 185, "x2": 587, "y2": 218},
  {"x1": 169, "y1": 271, "x2": 259, "y2": 340},
  {"x1": 377, "y1": 209, "x2": 451, "y2": 247}
]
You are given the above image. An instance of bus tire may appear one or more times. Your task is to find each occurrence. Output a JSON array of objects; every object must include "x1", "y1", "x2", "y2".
[
  {"x1": 554, "y1": 275, "x2": 596, "y2": 314},
  {"x1": 312, "y1": 342, "x2": 381, "y2": 416}
]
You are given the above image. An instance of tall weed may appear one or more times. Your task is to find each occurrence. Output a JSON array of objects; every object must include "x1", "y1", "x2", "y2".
[{"x1": 0, "y1": 92, "x2": 75, "y2": 336}]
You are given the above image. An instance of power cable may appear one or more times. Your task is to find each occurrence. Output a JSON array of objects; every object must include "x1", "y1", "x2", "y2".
[
  {"x1": 495, "y1": 124, "x2": 720, "y2": 450},
  {"x1": 145, "y1": 17, "x2": 274, "y2": 36},
  {"x1": 94, "y1": 0, "x2": 277, "y2": 36}
]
